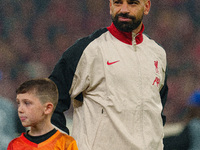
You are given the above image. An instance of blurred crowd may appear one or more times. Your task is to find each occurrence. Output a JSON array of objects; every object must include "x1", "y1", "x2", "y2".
[{"x1": 0, "y1": 0, "x2": 199, "y2": 129}]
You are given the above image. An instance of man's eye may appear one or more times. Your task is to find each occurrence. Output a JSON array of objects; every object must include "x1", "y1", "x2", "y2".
[
  {"x1": 113, "y1": 0, "x2": 121, "y2": 4},
  {"x1": 128, "y1": 0, "x2": 139, "y2": 4},
  {"x1": 129, "y1": 2, "x2": 138, "y2": 4}
]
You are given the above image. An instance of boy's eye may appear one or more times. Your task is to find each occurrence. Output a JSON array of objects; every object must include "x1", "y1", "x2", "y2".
[
  {"x1": 25, "y1": 101, "x2": 30, "y2": 105},
  {"x1": 23, "y1": 100, "x2": 31, "y2": 105},
  {"x1": 16, "y1": 100, "x2": 20, "y2": 105}
]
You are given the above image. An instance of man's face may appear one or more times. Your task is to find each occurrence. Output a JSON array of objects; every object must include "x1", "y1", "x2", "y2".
[{"x1": 110, "y1": 0, "x2": 150, "y2": 32}]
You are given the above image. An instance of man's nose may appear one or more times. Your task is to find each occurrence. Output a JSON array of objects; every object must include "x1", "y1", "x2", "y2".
[{"x1": 120, "y1": 3, "x2": 130, "y2": 13}]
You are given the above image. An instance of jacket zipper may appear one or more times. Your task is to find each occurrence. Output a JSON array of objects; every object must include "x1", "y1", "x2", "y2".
[{"x1": 132, "y1": 33, "x2": 146, "y2": 149}]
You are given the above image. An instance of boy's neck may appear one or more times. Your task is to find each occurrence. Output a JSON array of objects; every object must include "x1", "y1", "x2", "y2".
[
  {"x1": 29, "y1": 121, "x2": 54, "y2": 136},
  {"x1": 25, "y1": 128, "x2": 57, "y2": 144}
]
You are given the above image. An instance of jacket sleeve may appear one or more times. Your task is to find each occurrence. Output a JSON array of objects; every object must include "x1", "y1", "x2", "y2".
[
  {"x1": 49, "y1": 56, "x2": 71, "y2": 134},
  {"x1": 49, "y1": 29, "x2": 106, "y2": 133},
  {"x1": 49, "y1": 38, "x2": 88, "y2": 134},
  {"x1": 160, "y1": 66, "x2": 168, "y2": 126}
]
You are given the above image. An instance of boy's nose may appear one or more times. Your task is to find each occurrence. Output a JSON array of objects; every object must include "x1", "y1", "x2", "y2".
[{"x1": 18, "y1": 105, "x2": 23, "y2": 113}]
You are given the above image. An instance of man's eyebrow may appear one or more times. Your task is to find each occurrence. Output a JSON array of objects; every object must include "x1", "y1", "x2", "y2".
[{"x1": 129, "y1": 0, "x2": 140, "y2": 2}]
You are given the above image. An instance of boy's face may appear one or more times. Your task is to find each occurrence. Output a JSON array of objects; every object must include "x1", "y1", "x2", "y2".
[{"x1": 16, "y1": 92, "x2": 46, "y2": 127}]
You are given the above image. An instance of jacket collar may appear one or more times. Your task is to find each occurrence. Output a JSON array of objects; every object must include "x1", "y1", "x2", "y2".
[{"x1": 107, "y1": 23, "x2": 144, "y2": 45}]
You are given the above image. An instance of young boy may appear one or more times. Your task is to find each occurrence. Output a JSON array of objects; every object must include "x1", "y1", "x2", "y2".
[{"x1": 7, "y1": 78, "x2": 78, "y2": 150}]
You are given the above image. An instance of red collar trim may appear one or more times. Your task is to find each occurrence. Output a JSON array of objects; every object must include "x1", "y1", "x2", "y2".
[{"x1": 107, "y1": 23, "x2": 144, "y2": 45}]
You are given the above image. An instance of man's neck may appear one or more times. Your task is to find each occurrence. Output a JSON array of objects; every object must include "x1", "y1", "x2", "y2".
[
  {"x1": 107, "y1": 23, "x2": 144, "y2": 45},
  {"x1": 132, "y1": 22, "x2": 143, "y2": 34}
]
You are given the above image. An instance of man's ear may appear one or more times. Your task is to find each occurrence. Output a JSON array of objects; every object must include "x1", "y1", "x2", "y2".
[
  {"x1": 44, "y1": 102, "x2": 54, "y2": 115},
  {"x1": 109, "y1": 0, "x2": 113, "y2": 15},
  {"x1": 144, "y1": 0, "x2": 151, "y2": 15}
]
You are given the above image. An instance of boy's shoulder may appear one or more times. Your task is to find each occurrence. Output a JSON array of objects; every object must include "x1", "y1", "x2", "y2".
[
  {"x1": 7, "y1": 133, "x2": 25, "y2": 149},
  {"x1": 57, "y1": 130, "x2": 76, "y2": 142},
  {"x1": 7, "y1": 131, "x2": 78, "y2": 150},
  {"x1": 54, "y1": 130, "x2": 78, "y2": 149}
]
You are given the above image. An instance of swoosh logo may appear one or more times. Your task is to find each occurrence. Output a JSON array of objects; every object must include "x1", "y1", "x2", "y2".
[{"x1": 107, "y1": 60, "x2": 120, "y2": 65}]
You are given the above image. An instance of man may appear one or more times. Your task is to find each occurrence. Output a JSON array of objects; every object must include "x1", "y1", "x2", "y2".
[{"x1": 49, "y1": 0, "x2": 168, "y2": 149}]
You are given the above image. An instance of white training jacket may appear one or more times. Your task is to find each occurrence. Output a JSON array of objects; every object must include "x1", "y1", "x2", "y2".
[{"x1": 49, "y1": 23, "x2": 168, "y2": 150}]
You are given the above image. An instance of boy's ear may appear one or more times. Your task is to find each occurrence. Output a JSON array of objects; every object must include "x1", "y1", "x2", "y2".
[{"x1": 44, "y1": 102, "x2": 54, "y2": 114}]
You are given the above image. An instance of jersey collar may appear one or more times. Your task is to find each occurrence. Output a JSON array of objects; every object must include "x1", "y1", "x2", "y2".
[{"x1": 107, "y1": 23, "x2": 144, "y2": 45}]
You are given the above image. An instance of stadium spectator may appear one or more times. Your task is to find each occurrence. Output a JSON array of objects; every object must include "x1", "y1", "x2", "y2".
[
  {"x1": 0, "y1": 95, "x2": 24, "y2": 150},
  {"x1": 164, "y1": 90, "x2": 200, "y2": 150}
]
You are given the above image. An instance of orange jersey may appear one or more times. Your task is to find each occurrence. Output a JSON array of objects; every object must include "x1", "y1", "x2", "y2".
[{"x1": 7, "y1": 130, "x2": 78, "y2": 150}]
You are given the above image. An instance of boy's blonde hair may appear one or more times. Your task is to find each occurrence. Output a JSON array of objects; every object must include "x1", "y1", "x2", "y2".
[{"x1": 16, "y1": 78, "x2": 58, "y2": 111}]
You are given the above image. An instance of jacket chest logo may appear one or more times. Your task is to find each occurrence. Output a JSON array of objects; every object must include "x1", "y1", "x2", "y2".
[
  {"x1": 154, "y1": 61, "x2": 159, "y2": 73},
  {"x1": 107, "y1": 60, "x2": 120, "y2": 65},
  {"x1": 152, "y1": 61, "x2": 160, "y2": 87}
]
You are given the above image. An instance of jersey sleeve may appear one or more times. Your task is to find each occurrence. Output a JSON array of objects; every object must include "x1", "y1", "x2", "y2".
[
  {"x1": 67, "y1": 140, "x2": 79, "y2": 150},
  {"x1": 7, "y1": 142, "x2": 13, "y2": 150}
]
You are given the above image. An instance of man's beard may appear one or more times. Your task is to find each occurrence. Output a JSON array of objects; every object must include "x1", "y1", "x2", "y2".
[{"x1": 112, "y1": 13, "x2": 143, "y2": 32}]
